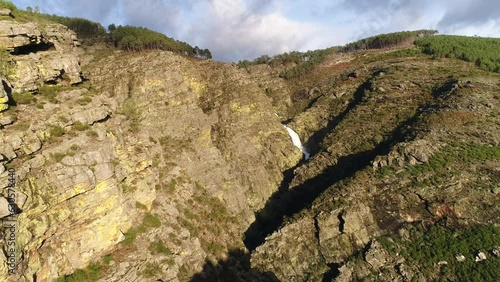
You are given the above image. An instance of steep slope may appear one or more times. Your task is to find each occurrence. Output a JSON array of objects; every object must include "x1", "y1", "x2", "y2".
[
  {"x1": 0, "y1": 7, "x2": 498, "y2": 282},
  {"x1": 247, "y1": 48, "x2": 500, "y2": 281},
  {"x1": 0, "y1": 13, "x2": 300, "y2": 281}
]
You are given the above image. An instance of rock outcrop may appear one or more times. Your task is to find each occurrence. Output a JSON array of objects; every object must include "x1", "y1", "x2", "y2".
[
  {"x1": 0, "y1": 20, "x2": 82, "y2": 93},
  {"x1": 0, "y1": 78, "x2": 8, "y2": 112}
]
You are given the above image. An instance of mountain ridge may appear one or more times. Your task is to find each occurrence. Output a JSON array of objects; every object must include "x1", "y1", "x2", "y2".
[{"x1": 0, "y1": 2, "x2": 499, "y2": 281}]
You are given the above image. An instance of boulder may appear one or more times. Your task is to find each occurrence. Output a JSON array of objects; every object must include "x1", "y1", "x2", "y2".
[
  {"x1": 0, "y1": 9, "x2": 13, "y2": 17},
  {"x1": 0, "y1": 197, "x2": 10, "y2": 218},
  {"x1": 10, "y1": 53, "x2": 82, "y2": 92},
  {"x1": 0, "y1": 78, "x2": 8, "y2": 112}
]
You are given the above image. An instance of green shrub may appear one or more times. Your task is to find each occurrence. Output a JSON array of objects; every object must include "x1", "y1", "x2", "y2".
[
  {"x1": 142, "y1": 262, "x2": 162, "y2": 278},
  {"x1": 0, "y1": 0, "x2": 17, "y2": 11},
  {"x1": 399, "y1": 225, "x2": 500, "y2": 280},
  {"x1": 50, "y1": 152, "x2": 66, "y2": 162},
  {"x1": 86, "y1": 130, "x2": 98, "y2": 138},
  {"x1": 118, "y1": 98, "x2": 141, "y2": 132},
  {"x1": 0, "y1": 46, "x2": 13, "y2": 76},
  {"x1": 73, "y1": 121, "x2": 89, "y2": 131},
  {"x1": 415, "y1": 35, "x2": 500, "y2": 72},
  {"x1": 142, "y1": 213, "x2": 161, "y2": 229},
  {"x1": 49, "y1": 125, "x2": 65, "y2": 137},
  {"x1": 102, "y1": 255, "x2": 113, "y2": 265},
  {"x1": 12, "y1": 92, "x2": 35, "y2": 104},
  {"x1": 149, "y1": 240, "x2": 172, "y2": 255},
  {"x1": 77, "y1": 96, "x2": 92, "y2": 106},
  {"x1": 55, "y1": 263, "x2": 101, "y2": 282},
  {"x1": 122, "y1": 228, "x2": 138, "y2": 245}
]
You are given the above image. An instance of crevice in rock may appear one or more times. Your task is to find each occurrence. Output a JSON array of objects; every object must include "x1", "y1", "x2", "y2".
[
  {"x1": 313, "y1": 213, "x2": 327, "y2": 263},
  {"x1": 337, "y1": 211, "x2": 345, "y2": 233},
  {"x1": 414, "y1": 192, "x2": 434, "y2": 216},
  {"x1": 12, "y1": 42, "x2": 54, "y2": 55},
  {"x1": 322, "y1": 263, "x2": 341, "y2": 282}
]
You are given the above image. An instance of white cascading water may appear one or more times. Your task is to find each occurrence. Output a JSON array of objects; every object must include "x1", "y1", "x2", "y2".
[{"x1": 283, "y1": 125, "x2": 310, "y2": 160}]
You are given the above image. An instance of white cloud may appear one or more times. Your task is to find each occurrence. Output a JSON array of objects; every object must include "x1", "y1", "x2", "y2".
[{"x1": 9, "y1": 0, "x2": 500, "y2": 62}]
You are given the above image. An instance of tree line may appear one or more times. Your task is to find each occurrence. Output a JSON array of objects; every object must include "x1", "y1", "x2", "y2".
[
  {"x1": 342, "y1": 30, "x2": 438, "y2": 52},
  {"x1": 108, "y1": 24, "x2": 211, "y2": 58},
  {"x1": 237, "y1": 47, "x2": 339, "y2": 79},
  {"x1": 1, "y1": 0, "x2": 212, "y2": 60},
  {"x1": 415, "y1": 35, "x2": 500, "y2": 72}
]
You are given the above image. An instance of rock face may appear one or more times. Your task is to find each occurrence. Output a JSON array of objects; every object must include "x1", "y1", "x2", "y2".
[
  {"x1": 0, "y1": 15, "x2": 499, "y2": 282},
  {"x1": 0, "y1": 20, "x2": 82, "y2": 93},
  {"x1": 0, "y1": 9, "x2": 13, "y2": 17},
  {"x1": 0, "y1": 78, "x2": 8, "y2": 112},
  {"x1": 372, "y1": 139, "x2": 443, "y2": 168},
  {"x1": 0, "y1": 44, "x2": 300, "y2": 279}
]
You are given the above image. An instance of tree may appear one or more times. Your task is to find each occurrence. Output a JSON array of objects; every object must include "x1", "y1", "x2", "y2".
[{"x1": 108, "y1": 23, "x2": 116, "y2": 33}]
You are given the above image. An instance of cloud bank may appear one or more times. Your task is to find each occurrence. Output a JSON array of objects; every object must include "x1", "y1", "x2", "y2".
[{"x1": 11, "y1": 0, "x2": 500, "y2": 61}]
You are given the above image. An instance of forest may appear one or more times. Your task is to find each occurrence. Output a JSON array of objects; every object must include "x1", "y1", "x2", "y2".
[
  {"x1": 415, "y1": 35, "x2": 500, "y2": 72},
  {"x1": 0, "y1": 0, "x2": 212, "y2": 59},
  {"x1": 342, "y1": 30, "x2": 438, "y2": 52}
]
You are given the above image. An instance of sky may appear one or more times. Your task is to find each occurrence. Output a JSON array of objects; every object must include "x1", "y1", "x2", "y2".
[{"x1": 10, "y1": 0, "x2": 500, "y2": 62}]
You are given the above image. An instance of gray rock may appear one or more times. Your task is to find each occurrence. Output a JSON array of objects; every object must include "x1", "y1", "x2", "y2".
[
  {"x1": 455, "y1": 254, "x2": 466, "y2": 262},
  {"x1": 475, "y1": 251, "x2": 487, "y2": 262},
  {"x1": 72, "y1": 106, "x2": 110, "y2": 125},
  {"x1": 0, "y1": 196, "x2": 10, "y2": 218},
  {"x1": 21, "y1": 132, "x2": 42, "y2": 155},
  {"x1": 365, "y1": 240, "x2": 387, "y2": 270},
  {"x1": 0, "y1": 114, "x2": 14, "y2": 126},
  {"x1": 492, "y1": 246, "x2": 500, "y2": 257},
  {"x1": 0, "y1": 78, "x2": 8, "y2": 112},
  {"x1": 0, "y1": 9, "x2": 13, "y2": 17}
]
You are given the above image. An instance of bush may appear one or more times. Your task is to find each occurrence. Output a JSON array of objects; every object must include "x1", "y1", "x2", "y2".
[
  {"x1": 0, "y1": 0, "x2": 16, "y2": 11},
  {"x1": 12, "y1": 92, "x2": 35, "y2": 104},
  {"x1": 55, "y1": 263, "x2": 101, "y2": 282},
  {"x1": 72, "y1": 121, "x2": 89, "y2": 131},
  {"x1": 149, "y1": 240, "x2": 172, "y2": 255},
  {"x1": 0, "y1": 46, "x2": 12, "y2": 76},
  {"x1": 49, "y1": 125, "x2": 65, "y2": 137},
  {"x1": 399, "y1": 225, "x2": 500, "y2": 280},
  {"x1": 415, "y1": 35, "x2": 500, "y2": 72}
]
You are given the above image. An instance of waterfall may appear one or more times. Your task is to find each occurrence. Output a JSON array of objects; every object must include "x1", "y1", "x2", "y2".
[{"x1": 284, "y1": 125, "x2": 310, "y2": 160}]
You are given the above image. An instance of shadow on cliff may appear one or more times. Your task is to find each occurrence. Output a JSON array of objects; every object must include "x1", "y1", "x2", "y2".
[{"x1": 190, "y1": 249, "x2": 279, "y2": 282}]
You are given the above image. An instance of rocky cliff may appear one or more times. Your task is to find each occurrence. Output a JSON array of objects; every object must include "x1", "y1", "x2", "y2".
[{"x1": 0, "y1": 10, "x2": 499, "y2": 282}]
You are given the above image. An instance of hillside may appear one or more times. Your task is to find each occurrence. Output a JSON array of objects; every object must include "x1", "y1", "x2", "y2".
[{"x1": 0, "y1": 3, "x2": 499, "y2": 282}]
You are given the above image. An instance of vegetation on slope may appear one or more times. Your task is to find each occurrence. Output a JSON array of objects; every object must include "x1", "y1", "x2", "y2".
[
  {"x1": 108, "y1": 24, "x2": 211, "y2": 58},
  {"x1": 382, "y1": 224, "x2": 500, "y2": 281},
  {"x1": 0, "y1": 0, "x2": 212, "y2": 59},
  {"x1": 342, "y1": 30, "x2": 437, "y2": 52},
  {"x1": 415, "y1": 35, "x2": 500, "y2": 72},
  {"x1": 238, "y1": 47, "x2": 339, "y2": 79}
]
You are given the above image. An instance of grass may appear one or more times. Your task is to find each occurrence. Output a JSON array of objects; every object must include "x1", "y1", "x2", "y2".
[
  {"x1": 405, "y1": 141, "x2": 500, "y2": 176},
  {"x1": 118, "y1": 98, "x2": 141, "y2": 132},
  {"x1": 149, "y1": 240, "x2": 173, "y2": 255},
  {"x1": 77, "y1": 96, "x2": 92, "y2": 106},
  {"x1": 86, "y1": 130, "x2": 98, "y2": 137},
  {"x1": 50, "y1": 152, "x2": 67, "y2": 162},
  {"x1": 394, "y1": 225, "x2": 500, "y2": 281},
  {"x1": 142, "y1": 262, "x2": 162, "y2": 278},
  {"x1": 135, "y1": 201, "x2": 147, "y2": 210},
  {"x1": 122, "y1": 213, "x2": 162, "y2": 245},
  {"x1": 55, "y1": 263, "x2": 101, "y2": 282},
  {"x1": 72, "y1": 121, "x2": 90, "y2": 131},
  {"x1": 12, "y1": 92, "x2": 35, "y2": 104},
  {"x1": 39, "y1": 85, "x2": 71, "y2": 103},
  {"x1": 49, "y1": 125, "x2": 65, "y2": 137}
]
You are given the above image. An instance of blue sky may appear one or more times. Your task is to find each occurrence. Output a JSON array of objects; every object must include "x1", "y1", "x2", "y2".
[{"x1": 10, "y1": 0, "x2": 500, "y2": 62}]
